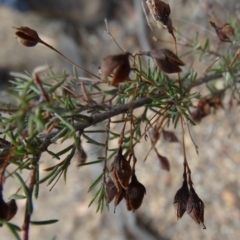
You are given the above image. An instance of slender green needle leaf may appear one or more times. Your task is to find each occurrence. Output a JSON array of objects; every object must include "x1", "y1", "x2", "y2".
[{"x1": 30, "y1": 219, "x2": 59, "y2": 225}]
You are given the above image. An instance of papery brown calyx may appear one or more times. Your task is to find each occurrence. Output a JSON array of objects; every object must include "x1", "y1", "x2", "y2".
[
  {"x1": 126, "y1": 170, "x2": 146, "y2": 211},
  {"x1": 187, "y1": 187, "x2": 206, "y2": 229},
  {"x1": 109, "y1": 146, "x2": 132, "y2": 197},
  {"x1": 14, "y1": 26, "x2": 40, "y2": 47},
  {"x1": 162, "y1": 129, "x2": 179, "y2": 143},
  {"x1": 143, "y1": 49, "x2": 184, "y2": 73},
  {"x1": 146, "y1": 0, "x2": 173, "y2": 33},
  {"x1": 75, "y1": 147, "x2": 87, "y2": 165},
  {"x1": 191, "y1": 98, "x2": 210, "y2": 123},
  {"x1": 0, "y1": 196, "x2": 18, "y2": 227},
  {"x1": 157, "y1": 152, "x2": 170, "y2": 171},
  {"x1": 173, "y1": 176, "x2": 189, "y2": 219},
  {"x1": 101, "y1": 53, "x2": 131, "y2": 86},
  {"x1": 105, "y1": 178, "x2": 118, "y2": 204},
  {"x1": 209, "y1": 21, "x2": 235, "y2": 43}
]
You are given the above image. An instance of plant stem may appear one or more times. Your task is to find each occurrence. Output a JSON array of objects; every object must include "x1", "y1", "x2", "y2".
[
  {"x1": 22, "y1": 158, "x2": 38, "y2": 240},
  {"x1": 38, "y1": 39, "x2": 100, "y2": 80}
]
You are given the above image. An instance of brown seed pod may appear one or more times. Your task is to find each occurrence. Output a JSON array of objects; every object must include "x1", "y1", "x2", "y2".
[
  {"x1": 162, "y1": 129, "x2": 179, "y2": 143},
  {"x1": 101, "y1": 53, "x2": 131, "y2": 86},
  {"x1": 114, "y1": 189, "x2": 126, "y2": 212},
  {"x1": 173, "y1": 176, "x2": 189, "y2": 219},
  {"x1": 75, "y1": 148, "x2": 87, "y2": 165},
  {"x1": 6, "y1": 199, "x2": 18, "y2": 221},
  {"x1": 187, "y1": 187, "x2": 206, "y2": 229},
  {"x1": 0, "y1": 198, "x2": 18, "y2": 227},
  {"x1": 14, "y1": 26, "x2": 40, "y2": 47},
  {"x1": 147, "y1": 0, "x2": 171, "y2": 26},
  {"x1": 209, "y1": 21, "x2": 234, "y2": 43},
  {"x1": 157, "y1": 152, "x2": 170, "y2": 171},
  {"x1": 110, "y1": 147, "x2": 132, "y2": 190},
  {"x1": 105, "y1": 178, "x2": 118, "y2": 204},
  {"x1": 147, "y1": 49, "x2": 185, "y2": 73},
  {"x1": 126, "y1": 171, "x2": 146, "y2": 211}
]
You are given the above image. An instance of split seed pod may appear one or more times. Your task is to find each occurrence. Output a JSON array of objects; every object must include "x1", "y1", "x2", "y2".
[
  {"x1": 109, "y1": 147, "x2": 132, "y2": 191},
  {"x1": 173, "y1": 175, "x2": 190, "y2": 219},
  {"x1": 0, "y1": 198, "x2": 18, "y2": 226},
  {"x1": 105, "y1": 178, "x2": 118, "y2": 204},
  {"x1": 146, "y1": 0, "x2": 173, "y2": 32},
  {"x1": 126, "y1": 171, "x2": 146, "y2": 211},
  {"x1": 75, "y1": 148, "x2": 87, "y2": 165},
  {"x1": 101, "y1": 53, "x2": 131, "y2": 86},
  {"x1": 146, "y1": 49, "x2": 185, "y2": 73},
  {"x1": 14, "y1": 26, "x2": 40, "y2": 47},
  {"x1": 209, "y1": 21, "x2": 235, "y2": 43},
  {"x1": 187, "y1": 187, "x2": 206, "y2": 229}
]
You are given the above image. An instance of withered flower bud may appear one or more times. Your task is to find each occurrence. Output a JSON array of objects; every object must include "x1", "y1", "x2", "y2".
[
  {"x1": 110, "y1": 147, "x2": 132, "y2": 191},
  {"x1": 101, "y1": 53, "x2": 131, "y2": 86},
  {"x1": 14, "y1": 26, "x2": 40, "y2": 47},
  {"x1": 126, "y1": 171, "x2": 146, "y2": 211},
  {"x1": 146, "y1": 0, "x2": 173, "y2": 32},
  {"x1": 6, "y1": 199, "x2": 18, "y2": 221},
  {"x1": 0, "y1": 196, "x2": 18, "y2": 227},
  {"x1": 162, "y1": 129, "x2": 179, "y2": 143},
  {"x1": 114, "y1": 189, "x2": 126, "y2": 212},
  {"x1": 75, "y1": 148, "x2": 87, "y2": 165},
  {"x1": 157, "y1": 152, "x2": 170, "y2": 171},
  {"x1": 173, "y1": 177, "x2": 189, "y2": 219},
  {"x1": 187, "y1": 187, "x2": 206, "y2": 229},
  {"x1": 209, "y1": 21, "x2": 234, "y2": 43},
  {"x1": 191, "y1": 98, "x2": 210, "y2": 123},
  {"x1": 105, "y1": 178, "x2": 118, "y2": 204},
  {"x1": 147, "y1": 49, "x2": 185, "y2": 73}
]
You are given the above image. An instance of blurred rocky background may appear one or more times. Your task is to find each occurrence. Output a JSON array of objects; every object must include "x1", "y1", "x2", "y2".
[{"x1": 1, "y1": 0, "x2": 240, "y2": 239}]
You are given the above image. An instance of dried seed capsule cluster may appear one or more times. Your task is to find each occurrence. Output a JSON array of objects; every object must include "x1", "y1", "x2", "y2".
[{"x1": 106, "y1": 147, "x2": 146, "y2": 212}]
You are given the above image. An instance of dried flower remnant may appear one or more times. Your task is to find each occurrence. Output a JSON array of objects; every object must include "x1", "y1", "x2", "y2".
[
  {"x1": 143, "y1": 49, "x2": 184, "y2": 73},
  {"x1": 0, "y1": 188, "x2": 18, "y2": 226},
  {"x1": 191, "y1": 97, "x2": 223, "y2": 123},
  {"x1": 146, "y1": 0, "x2": 173, "y2": 33},
  {"x1": 162, "y1": 129, "x2": 179, "y2": 143},
  {"x1": 157, "y1": 152, "x2": 170, "y2": 171},
  {"x1": 75, "y1": 147, "x2": 87, "y2": 165},
  {"x1": 126, "y1": 171, "x2": 146, "y2": 211},
  {"x1": 14, "y1": 26, "x2": 40, "y2": 47},
  {"x1": 109, "y1": 147, "x2": 132, "y2": 191},
  {"x1": 209, "y1": 21, "x2": 235, "y2": 43},
  {"x1": 187, "y1": 187, "x2": 206, "y2": 229},
  {"x1": 105, "y1": 178, "x2": 118, "y2": 204},
  {"x1": 173, "y1": 176, "x2": 189, "y2": 219},
  {"x1": 114, "y1": 189, "x2": 126, "y2": 212},
  {"x1": 101, "y1": 53, "x2": 131, "y2": 86}
]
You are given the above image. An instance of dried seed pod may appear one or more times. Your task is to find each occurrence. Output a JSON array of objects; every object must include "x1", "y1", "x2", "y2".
[
  {"x1": 0, "y1": 197, "x2": 18, "y2": 227},
  {"x1": 209, "y1": 21, "x2": 234, "y2": 43},
  {"x1": 173, "y1": 176, "x2": 189, "y2": 219},
  {"x1": 114, "y1": 189, "x2": 126, "y2": 212},
  {"x1": 105, "y1": 178, "x2": 118, "y2": 204},
  {"x1": 6, "y1": 199, "x2": 18, "y2": 221},
  {"x1": 147, "y1": 0, "x2": 171, "y2": 27},
  {"x1": 126, "y1": 171, "x2": 146, "y2": 211},
  {"x1": 75, "y1": 148, "x2": 87, "y2": 165},
  {"x1": 101, "y1": 53, "x2": 131, "y2": 86},
  {"x1": 110, "y1": 147, "x2": 132, "y2": 190},
  {"x1": 148, "y1": 49, "x2": 185, "y2": 73},
  {"x1": 191, "y1": 98, "x2": 210, "y2": 123},
  {"x1": 157, "y1": 152, "x2": 170, "y2": 171},
  {"x1": 187, "y1": 187, "x2": 206, "y2": 229},
  {"x1": 162, "y1": 129, "x2": 179, "y2": 143},
  {"x1": 14, "y1": 26, "x2": 40, "y2": 47}
]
